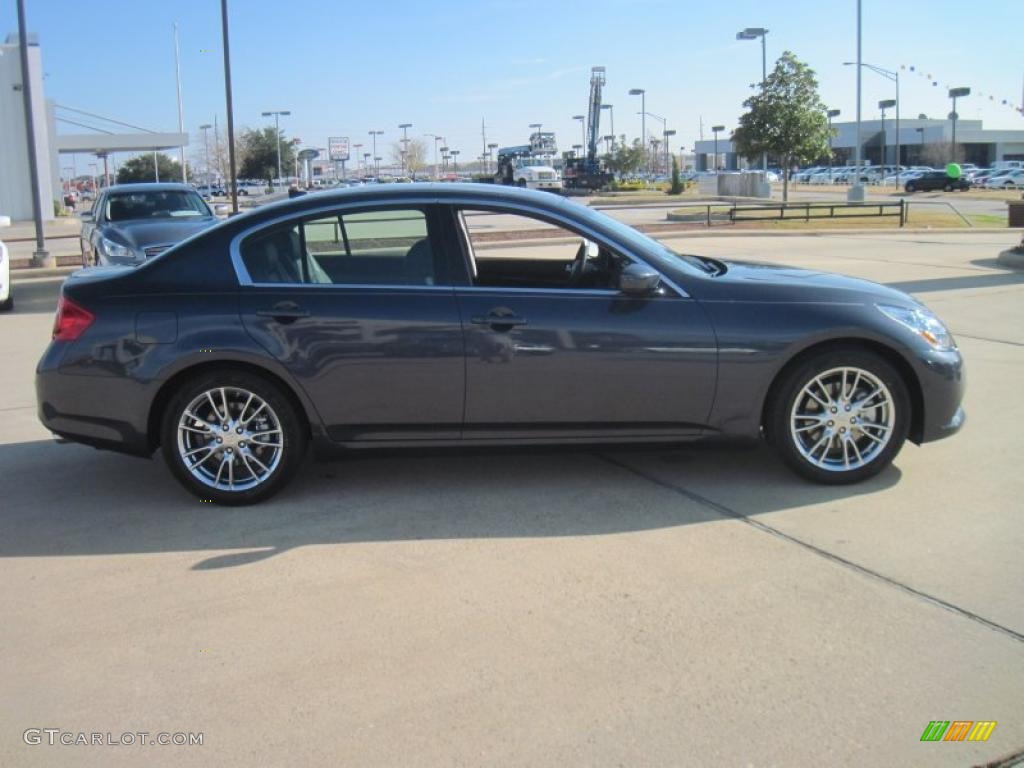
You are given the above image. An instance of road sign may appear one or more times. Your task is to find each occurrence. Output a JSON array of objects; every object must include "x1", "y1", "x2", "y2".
[{"x1": 328, "y1": 137, "x2": 350, "y2": 162}]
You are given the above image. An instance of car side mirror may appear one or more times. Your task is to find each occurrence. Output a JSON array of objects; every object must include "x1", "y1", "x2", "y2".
[{"x1": 619, "y1": 263, "x2": 662, "y2": 296}]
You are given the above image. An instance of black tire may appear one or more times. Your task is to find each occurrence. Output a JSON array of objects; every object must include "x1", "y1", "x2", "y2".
[
  {"x1": 905, "y1": 183, "x2": 915, "y2": 193},
  {"x1": 516, "y1": 178, "x2": 527, "y2": 188},
  {"x1": 160, "y1": 369, "x2": 307, "y2": 505},
  {"x1": 767, "y1": 347, "x2": 910, "y2": 485},
  {"x1": 943, "y1": 183, "x2": 953, "y2": 192}
]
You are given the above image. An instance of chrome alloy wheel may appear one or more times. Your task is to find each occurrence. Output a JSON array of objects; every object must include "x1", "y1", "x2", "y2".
[
  {"x1": 176, "y1": 387, "x2": 283, "y2": 491},
  {"x1": 789, "y1": 366, "x2": 895, "y2": 472}
]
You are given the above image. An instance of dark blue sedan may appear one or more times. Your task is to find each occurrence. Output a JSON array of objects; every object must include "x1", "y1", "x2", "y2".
[
  {"x1": 79, "y1": 183, "x2": 219, "y2": 267},
  {"x1": 39, "y1": 184, "x2": 964, "y2": 504}
]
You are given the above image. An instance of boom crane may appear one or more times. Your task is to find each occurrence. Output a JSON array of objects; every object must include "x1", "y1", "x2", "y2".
[{"x1": 563, "y1": 66, "x2": 613, "y2": 191}]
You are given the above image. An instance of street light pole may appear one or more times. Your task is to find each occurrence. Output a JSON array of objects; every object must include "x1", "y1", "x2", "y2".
[
  {"x1": 369, "y1": 130, "x2": 384, "y2": 180},
  {"x1": 601, "y1": 104, "x2": 615, "y2": 149},
  {"x1": 628, "y1": 89, "x2": 646, "y2": 170},
  {"x1": 398, "y1": 123, "x2": 412, "y2": 176},
  {"x1": 15, "y1": 0, "x2": 51, "y2": 266},
  {"x1": 663, "y1": 129, "x2": 676, "y2": 172},
  {"x1": 450, "y1": 150, "x2": 460, "y2": 175},
  {"x1": 948, "y1": 87, "x2": 970, "y2": 163},
  {"x1": 220, "y1": 0, "x2": 239, "y2": 214},
  {"x1": 826, "y1": 109, "x2": 840, "y2": 183},
  {"x1": 173, "y1": 22, "x2": 187, "y2": 182},
  {"x1": 261, "y1": 110, "x2": 290, "y2": 184},
  {"x1": 736, "y1": 27, "x2": 769, "y2": 171}
]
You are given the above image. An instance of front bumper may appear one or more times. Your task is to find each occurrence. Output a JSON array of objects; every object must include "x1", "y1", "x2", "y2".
[{"x1": 912, "y1": 346, "x2": 966, "y2": 444}]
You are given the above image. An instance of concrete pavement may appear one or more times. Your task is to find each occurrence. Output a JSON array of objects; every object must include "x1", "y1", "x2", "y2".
[{"x1": 1, "y1": 232, "x2": 1022, "y2": 767}]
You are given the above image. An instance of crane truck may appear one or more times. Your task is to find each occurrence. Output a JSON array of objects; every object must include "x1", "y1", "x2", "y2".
[
  {"x1": 561, "y1": 66, "x2": 614, "y2": 191},
  {"x1": 495, "y1": 132, "x2": 562, "y2": 190}
]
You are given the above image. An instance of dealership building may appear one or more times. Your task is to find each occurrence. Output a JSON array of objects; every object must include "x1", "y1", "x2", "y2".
[
  {"x1": 694, "y1": 117, "x2": 1024, "y2": 171},
  {"x1": 1, "y1": 34, "x2": 187, "y2": 222}
]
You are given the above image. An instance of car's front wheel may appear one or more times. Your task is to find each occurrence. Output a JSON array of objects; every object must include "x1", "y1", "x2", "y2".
[
  {"x1": 768, "y1": 348, "x2": 910, "y2": 484},
  {"x1": 160, "y1": 370, "x2": 307, "y2": 505}
]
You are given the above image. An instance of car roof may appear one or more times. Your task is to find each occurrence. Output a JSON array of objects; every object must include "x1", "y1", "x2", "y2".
[{"x1": 229, "y1": 182, "x2": 574, "y2": 224}]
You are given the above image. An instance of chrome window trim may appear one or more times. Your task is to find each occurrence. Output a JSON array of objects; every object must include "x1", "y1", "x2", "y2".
[{"x1": 228, "y1": 194, "x2": 690, "y2": 298}]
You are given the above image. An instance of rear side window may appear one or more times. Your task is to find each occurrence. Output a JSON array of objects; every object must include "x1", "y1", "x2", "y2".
[{"x1": 240, "y1": 208, "x2": 442, "y2": 286}]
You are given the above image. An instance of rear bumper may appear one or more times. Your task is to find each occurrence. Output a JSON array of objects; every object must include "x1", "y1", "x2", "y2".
[{"x1": 36, "y1": 350, "x2": 153, "y2": 457}]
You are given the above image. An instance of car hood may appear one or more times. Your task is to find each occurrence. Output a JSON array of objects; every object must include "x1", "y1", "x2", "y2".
[
  {"x1": 708, "y1": 259, "x2": 919, "y2": 306},
  {"x1": 103, "y1": 218, "x2": 216, "y2": 250}
]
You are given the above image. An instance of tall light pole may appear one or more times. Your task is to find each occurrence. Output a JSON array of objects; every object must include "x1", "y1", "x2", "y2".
[
  {"x1": 628, "y1": 88, "x2": 646, "y2": 169},
  {"x1": 368, "y1": 130, "x2": 384, "y2": 179},
  {"x1": 663, "y1": 129, "x2": 676, "y2": 172},
  {"x1": 199, "y1": 123, "x2": 212, "y2": 182},
  {"x1": 221, "y1": 0, "x2": 239, "y2": 213},
  {"x1": 425, "y1": 134, "x2": 444, "y2": 179},
  {"x1": 352, "y1": 143, "x2": 363, "y2": 175},
  {"x1": 450, "y1": 149, "x2": 460, "y2": 175},
  {"x1": 16, "y1": 0, "x2": 51, "y2": 266},
  {"x1": 878, "y1": 99, "x2": 896, "y2": 168},
  {"x1": 601, "y1": 104, "x2": 614, "y2": 149},
  {"x1": 844, "y1": 61, "x2": 899, "y2": 174},
  {"x1": 573, "y1": 115, "x2": 586, "y2": 155},
  {"x1": 398, "y1": 123, "x2": 412, "y2": 175},
  {"x1": 826, "y1": 109, "x2": 840, "y2": 182},
  {"x1": 640, "y1": 111, "x2": 666, "y2": 171},
  {"x1": 736, "y1": 26, "x2": 769, "y2": 171},
  {"x1": 711, "y1": 125, "x2": 725, "y2": 171},
  {"x1": 849, "y1": 0, "x2": 864, "y2": 202},
  {"x1": 948, "y1": 87, "x2": 970, "y2": 163},
  {"x1": 363, "y1": 152, "x2": 371, "y2": 176},
  {"x1": 261, "y1": 110, "x2": 290, "y2": 184}
]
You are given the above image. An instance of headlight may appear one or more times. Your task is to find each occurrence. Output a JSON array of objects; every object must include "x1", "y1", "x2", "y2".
[
  {"x1": 100, "y1": 237, "x2": 134, "y2": 260},
  {"x1": 877, "y1": 304, "x2": 955, "y2": 350}
]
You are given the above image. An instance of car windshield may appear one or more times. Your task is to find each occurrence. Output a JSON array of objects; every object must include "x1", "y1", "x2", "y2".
[
  {"x1": 566, "y1": 202, "x2": 715, "y2": 276},
  {"x1": 106, "y1": 190, "x2": 211, "y2": 221}
]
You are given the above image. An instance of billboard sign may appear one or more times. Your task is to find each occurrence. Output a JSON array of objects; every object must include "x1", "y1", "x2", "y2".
[{"x1": 328, "y1": 136, "x2": 350, "y2": 162}]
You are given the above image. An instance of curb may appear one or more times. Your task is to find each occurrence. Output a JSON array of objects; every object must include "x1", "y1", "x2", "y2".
[
  {"x1": 996, "y1": 249, "x2": 1024, "y2": 269},
  {"x1": 11, "y1": 266, "x2": 79, "y2": 282},
  {"x1": 657, "y1": 226, "x2": 1017, "y2": 236}
]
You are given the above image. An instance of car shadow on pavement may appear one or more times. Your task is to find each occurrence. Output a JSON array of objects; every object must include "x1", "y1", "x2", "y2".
[{"x1": 0, "y1": 437, "x2": 899, "y2": 570}]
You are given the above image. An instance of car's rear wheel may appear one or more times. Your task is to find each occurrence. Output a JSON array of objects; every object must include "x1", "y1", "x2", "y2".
[
  {"x1": 160, "y1": 370, "x2": 307, "y2": 505},
  {"x1": 768, "y1": 348, "x2": 910, "y2": 484},
  {"x1": 943, "y1": 183, "x2": 953, "y2": 192},
  {"x1": 905, "y1": 183, "x2": 916, "y2": 193}
]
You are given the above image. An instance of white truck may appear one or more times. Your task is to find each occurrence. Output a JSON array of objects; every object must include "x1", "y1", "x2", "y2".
[{"x1": 496, "y1": 132, "x2": 563, "y2": 191}]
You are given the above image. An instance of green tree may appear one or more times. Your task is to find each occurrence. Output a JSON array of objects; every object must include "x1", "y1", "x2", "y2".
[
  {"x1": 731, "y1": 51, "x2": 832, "y2": 201},
  {"x1": 238, "y1": 126, "x2": 292, "y2": 183},
  {"x1": 603, "y1": 137, "x2": 646, "y2": 177},
  {"x1": 116, "y1": 153, "x2": 185, "y2": 184},
  {"x1": 668, "y1": 156, "x2": 684, "y2": 195}
]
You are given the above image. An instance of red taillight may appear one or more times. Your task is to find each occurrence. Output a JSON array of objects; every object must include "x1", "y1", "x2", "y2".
[{"x1": 52, "y1": 296, "x2": 95, "y2": 341}]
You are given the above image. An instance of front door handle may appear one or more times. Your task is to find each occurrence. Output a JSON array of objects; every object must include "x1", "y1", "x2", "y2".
[
  {"x1": 256, "y1": 301, "x2": 310, "y2": 322},
  {"x1": 471, "y1": 312, "x2": 527, "y2": 331}
]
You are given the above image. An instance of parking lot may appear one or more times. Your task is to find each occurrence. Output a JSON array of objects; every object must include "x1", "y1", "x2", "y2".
[{"x1": 2, "y1": 230, "x2": 1023, "y2": 766}]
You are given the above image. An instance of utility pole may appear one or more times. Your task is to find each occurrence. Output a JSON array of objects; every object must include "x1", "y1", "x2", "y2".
[
  {"x1": 220, "y1": 0, "x2": 239, "y2": 214},
  {"x1": 16, "y1": 0, "x2": 52, "y2": 267}
]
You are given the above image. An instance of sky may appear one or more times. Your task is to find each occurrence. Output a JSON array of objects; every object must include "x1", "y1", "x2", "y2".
[{"x1": 2, "y1": 0, "x2": 1022, "y2": 170}]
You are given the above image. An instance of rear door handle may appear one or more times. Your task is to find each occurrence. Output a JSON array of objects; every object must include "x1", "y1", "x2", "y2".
[{"x1": 256, "y1": 302, "x2": 310, "y2": 322}]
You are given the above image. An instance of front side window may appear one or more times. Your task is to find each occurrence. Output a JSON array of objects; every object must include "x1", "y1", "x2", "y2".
[
  {"x1": 240, "y1": 208, "x2": 439, "y2": 286},
  {"x1": 458, "y1": 209, "x2": 631, "y2": 291}
]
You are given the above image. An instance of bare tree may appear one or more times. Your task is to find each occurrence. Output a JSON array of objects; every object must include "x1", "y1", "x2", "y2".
[{"x1": 390, "y1": 138, "x2": 428, "y2": 177}]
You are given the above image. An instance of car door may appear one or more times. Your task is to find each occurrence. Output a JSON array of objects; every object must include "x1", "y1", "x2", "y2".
[
  {"x1": 236, "y1": 204, "x2": 465, "y2": 443},
  {"x1": 448, "y1": 206, "x2": 717, "y2": 440}
]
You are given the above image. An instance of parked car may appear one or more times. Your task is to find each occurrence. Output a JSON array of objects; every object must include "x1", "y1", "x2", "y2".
[
  {"x1": 0, "y1": 237, "x2": 11, "y2": 312},
  {"x1": 79, "y1": 183, "x2": 220, "y2": 267},
  {"x1": 984, "y1": 169, "x2": 1024, "y2": 189},
  {"x1": 38, "y1": 184, "x2": 965, "y2": 504},
  {"x1": 904, "y1": 171, "x2": 971, "y2": 192},
  {"x1": 792, "y1": 166, "x2": 823, "y2": 183}
]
